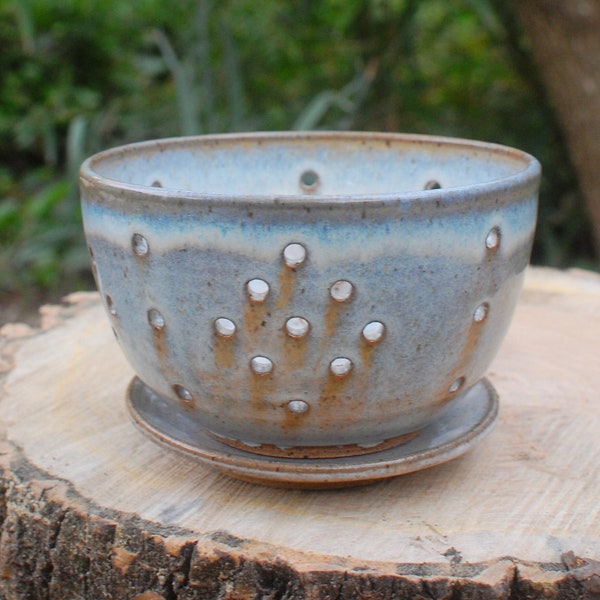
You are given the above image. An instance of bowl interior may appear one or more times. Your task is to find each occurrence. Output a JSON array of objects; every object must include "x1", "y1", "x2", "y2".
[{"x1": 85, "y1": 132, "x2": 537, "y2": 199}]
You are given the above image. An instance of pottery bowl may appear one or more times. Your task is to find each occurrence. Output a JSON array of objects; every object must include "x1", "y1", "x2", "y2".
[{"x1": 80, "y1": 132, "x2": 540, "y2": 459}]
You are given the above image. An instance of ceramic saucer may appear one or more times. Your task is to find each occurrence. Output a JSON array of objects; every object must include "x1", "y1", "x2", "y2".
[{"x1": 127, "y1": 377, "x2": 499, "y2": 489}]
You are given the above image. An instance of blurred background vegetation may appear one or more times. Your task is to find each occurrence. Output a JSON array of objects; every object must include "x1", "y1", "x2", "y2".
[{"x1": 0, "y1": 0, "x2": 596, "y2": 323}]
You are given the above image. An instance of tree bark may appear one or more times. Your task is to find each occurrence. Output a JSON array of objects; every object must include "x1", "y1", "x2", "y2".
[{"x1": 513, "y1": 0, "x2": 600, "y2": 258}]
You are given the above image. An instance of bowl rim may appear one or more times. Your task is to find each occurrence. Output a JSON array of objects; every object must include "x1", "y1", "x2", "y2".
[{"x1": 79, "y1": 131, "x2": 541, "y2": 207}]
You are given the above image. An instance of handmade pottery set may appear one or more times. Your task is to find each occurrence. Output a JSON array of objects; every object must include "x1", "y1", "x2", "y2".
[{"x1": 79, "y1": 132, "x2": 540, "y2": 488}]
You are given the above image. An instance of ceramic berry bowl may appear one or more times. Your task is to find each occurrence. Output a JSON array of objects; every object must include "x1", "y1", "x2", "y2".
[{"x1": 79, "y1": 132, "x2": 540, "y2": 488}]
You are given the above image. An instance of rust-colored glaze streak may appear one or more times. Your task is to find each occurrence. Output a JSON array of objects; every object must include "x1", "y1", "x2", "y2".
[
  {"x1": 462, "y1": 320, "x2": 484, "y2": 365},
  {"x1": 282, "y1": 337, "x2": 307, "y2": 375},
  {"x1": 280, "y1": 405, "x2": 309, "y2": 434},
  {"x1": 134, "y1": 253, "x2": 146, "y2": 272},
  {"x1": 453, "y1": 320, "x2": 483, "y2": 380},
  {"x1": 360, "y1": 342, "x2": 376, "y2": 371},
  {"x1": 276, "y1": 265, "x2": 296, "y2": 310},
  {"x1": 324, "y1": 301, "x2": 341, "y2": 340},
  {"x1": 312, "y1": 297, "x2": 346, "y2": 371},
  {"x1": 243, "y1": 302, "x2": 268, "y2": 338},
  {"x1": 437, "y1": 319, "x2": 485, "y2": 404},
  {"x1": 151, "y1": 328, "x2": 190, "y2": 408},
  {"x1": 243, "y1": 294, "x2": 274, "y2": 429},
  {"x1": 152, "y1": 328, "x2": 169, "y2": 370},
  {"x1": 249, "y1": 373, "x2": 276, "y2": 425},
  {"x1": 213, "y1": 336, "x2": 234, "y2": 370},
  {"x1": 316, "y1": 373, "x2": 356, "y2": 435},
  {"x1": 357, "y1": 341, "x2": 378, "y2": 404},
  {"x1": 319, "y1": 372, "x2": 349, "y2": 409}
]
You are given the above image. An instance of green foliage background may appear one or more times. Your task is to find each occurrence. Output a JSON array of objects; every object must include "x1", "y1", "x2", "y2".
[{"x1": 0, "y1": 0, "x2": 595, "y2": 312}]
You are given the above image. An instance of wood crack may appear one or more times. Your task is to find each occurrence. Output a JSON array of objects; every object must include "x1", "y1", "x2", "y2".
[
  {"x1": 561, "y1": 551, "x2": 600, "y2": 597},
  {"x1": 332, "y1": 570, "x2": 349, "y2": 600},
  {"x1": 44, "y1": 508, "x2": 67, "y2": 595},
  {"x1": 420, "y1": 579, "x2": 438, "y2": 600},
  {"x1": 170, "y1": 541, "x2": 194, "y2": 599},
  {"x1": 508, "y1": 562, "x2": 521, "y2": 600}
]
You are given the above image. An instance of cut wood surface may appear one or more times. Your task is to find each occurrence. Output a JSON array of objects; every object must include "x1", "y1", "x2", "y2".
[{"x1": 0, "y1": 267, "x2": 599, "y2": 599}]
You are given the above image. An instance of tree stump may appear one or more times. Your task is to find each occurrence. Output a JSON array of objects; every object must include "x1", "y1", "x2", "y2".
[{"x1": 0, "y1": 267, "x2": 599, "y2": 599}]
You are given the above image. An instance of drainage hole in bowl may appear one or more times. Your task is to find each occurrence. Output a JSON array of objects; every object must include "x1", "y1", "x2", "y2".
[
  {"x1": 147, "y1": 308, "x2": 165, "y2": 330},
  {"x1": 330, "y1": 280, "x2": 354, "y2": 302},
  {"x1": 485, "y1": 226, "x2": 501, "y2": 251},
  {"x1": 283, "y1": 243, "x2": 307, "y2": 268},
  {"x1": 330, "y1": 357, "x2": 353, "y2": 377},
  {"x1": 299, "y1": 169, "x2": 319, "y2": 192},
  {"x1": 105, "y1": 294, "x2": 117, "y2": 316},
  {"x1": 132, "y1": 233, "x2": 149, "y2": 257},
  {"x1": 215, "y1": 317, "x2": 236, "y2": 337},
  {"x1": 424, "y1": 179, "x2": 442, "y2": 190},
  {"x1": 173, "y1": 384, "x2": 193, "y2": 403},
  {"x1": 251, "y1": 355, "x2": 274, "y2": 375},
  {"x1": 473, "y1": 303, "x2": 490, "y2": 323},
  {"x1": 285, "y1": 317, "x2": 310, "y2": 338},
  {"x1": 247, "y1": 278, "x2": 270, "y2": 303},
  {"x1": 449, "y1": 377, "x2": 465, "y2": 394},
  {"x1": 288, "y1": 399, "x2": 310, "y2": 414},
  {"x1": 362, "y1": 321, "x2": 385, "y2": 344}
]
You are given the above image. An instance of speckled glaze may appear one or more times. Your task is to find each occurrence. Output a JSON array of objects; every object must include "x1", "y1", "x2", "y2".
[{"x1": 80, "y1": 132, "x2": 540, "y2": 463}]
